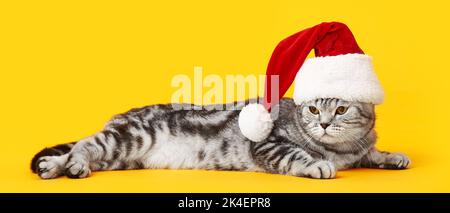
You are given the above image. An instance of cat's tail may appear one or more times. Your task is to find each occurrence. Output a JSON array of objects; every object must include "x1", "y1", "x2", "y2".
[{"x1": 30, "y1": 142, "x2": 77, "y2": 173}]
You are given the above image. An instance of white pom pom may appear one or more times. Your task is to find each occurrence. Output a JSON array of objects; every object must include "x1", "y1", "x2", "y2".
[{"x1": 238, "y1": 103, "x2": 273, "y2": 142}]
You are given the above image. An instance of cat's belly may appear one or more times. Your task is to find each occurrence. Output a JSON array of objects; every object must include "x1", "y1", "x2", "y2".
[{"x1": 139, "y1": 133, "x2": 260, "y2": 171}]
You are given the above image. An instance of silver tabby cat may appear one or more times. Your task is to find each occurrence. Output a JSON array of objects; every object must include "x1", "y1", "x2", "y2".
[{"x1": 32, "y1": 98, "x2": 410, "y2": 179}]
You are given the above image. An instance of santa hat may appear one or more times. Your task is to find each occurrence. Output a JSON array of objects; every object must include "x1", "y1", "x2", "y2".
[{"x1": 238, "y1": 22, "x2": 384, "y2": 142}]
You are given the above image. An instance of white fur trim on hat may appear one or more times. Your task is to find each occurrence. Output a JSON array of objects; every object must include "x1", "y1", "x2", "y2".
[
  {"x1": 238, "y1": 103, "x2": 273, "y2": 142},
  {"x1": 293, "y1": 53, "x2": 384, "y2": 105}
]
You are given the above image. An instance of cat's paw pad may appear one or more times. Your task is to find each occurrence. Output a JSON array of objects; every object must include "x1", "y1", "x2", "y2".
[
  {"x1": 380, "y1": 153, "x2": 410, "y2": 169},
  {"x1": 65, "y1": 160, "x2": 91, "y2": 179},
  {"x1": 36, "y1": 156, "x2": 65, "y2": 179},
  {"x1": 305, "y1": 160, "x2": 336, "y2": 179}
]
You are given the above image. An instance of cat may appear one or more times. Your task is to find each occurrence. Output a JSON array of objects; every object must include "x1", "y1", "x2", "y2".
[{"x1": 31, "y1": 98, "x2": 410, "y2": 179}]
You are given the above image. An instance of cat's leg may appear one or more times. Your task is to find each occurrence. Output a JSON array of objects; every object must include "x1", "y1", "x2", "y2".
[
  {"x1": 64, "y1": 123, "x2": 154, "y2": 178},
  {"x1": 252, "y1": 142, "x2": 336, "y2": 179},
  {"x1": 357, "y1": 147, "x2": 410, "y2": 169}
]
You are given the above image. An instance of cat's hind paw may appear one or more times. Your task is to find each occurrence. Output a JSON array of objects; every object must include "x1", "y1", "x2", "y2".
[
  {"x1": 36, "y1": 156, "x2": 67, "y2": 179},
  {"x1": 304, "y1": 160, "x2": 337, "y2": 179},
  {"x1": 65, "y1": 159, "x2": 91, "y2": 179}
]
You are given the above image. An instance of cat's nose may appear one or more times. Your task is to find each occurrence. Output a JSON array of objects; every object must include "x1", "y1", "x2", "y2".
[{"x1": 320, "y1": 123, "x2": 330, "y2": 129}]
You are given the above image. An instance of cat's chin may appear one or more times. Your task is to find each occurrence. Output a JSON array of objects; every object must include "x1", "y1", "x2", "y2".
[{"x1": 316, "y1": 134, "x2": 343, "y2": 144}]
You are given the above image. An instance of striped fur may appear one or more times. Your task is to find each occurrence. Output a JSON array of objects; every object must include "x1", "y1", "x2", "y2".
[{"x1": 32, "y1": 98, "x2": 410, "y2": 179}]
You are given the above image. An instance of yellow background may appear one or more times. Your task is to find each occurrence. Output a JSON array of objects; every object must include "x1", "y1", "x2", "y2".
[{"x1": 1, "y1": 0, "x2": 449, "y2": 192}]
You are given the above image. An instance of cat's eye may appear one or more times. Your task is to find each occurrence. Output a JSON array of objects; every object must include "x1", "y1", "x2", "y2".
[
  {"x1": 335, "y1": 106, "x2": 348, "y2": 115},
  {"x1": 308, "y1": 106, "x2": 319, "y2": 115}
]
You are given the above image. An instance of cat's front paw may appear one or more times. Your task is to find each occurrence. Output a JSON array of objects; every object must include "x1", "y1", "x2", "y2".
[
  {"x1": 65, "y1": 159, "x2": 91, "y2": 179},
  {"x1": 304, "y1": 160, "x2": 336, "y2": 179},
  {"x1": 380, "y1": 153, "x2": 410, "y2": 170}
]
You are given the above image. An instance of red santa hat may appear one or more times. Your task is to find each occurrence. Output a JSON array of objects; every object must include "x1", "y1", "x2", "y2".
[{"x1": 238, "y1": 22, "x2": 384, "y2": 142}]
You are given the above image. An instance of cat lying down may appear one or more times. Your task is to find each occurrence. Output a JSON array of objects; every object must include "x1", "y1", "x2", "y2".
[{"x1": 31, "y1": 98, "x2": 410, "y2": 179}]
